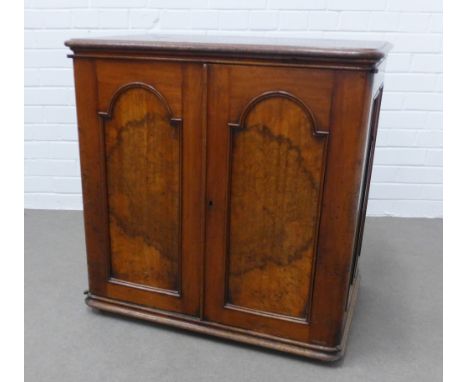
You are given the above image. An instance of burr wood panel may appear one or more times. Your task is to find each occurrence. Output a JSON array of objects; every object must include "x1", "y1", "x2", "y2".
[
  {"x1": 227, "y1": 94, "x2": 327, "y2": 319},
  {"x1": 101, "y1": 84, "x2": 181, "y2": 292}
]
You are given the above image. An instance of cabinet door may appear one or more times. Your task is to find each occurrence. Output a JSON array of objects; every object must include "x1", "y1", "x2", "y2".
[
  {"x1": 74, "y1": 60, "x2": 204, "y2": 316},
  {"x1": 204, "y1": 65, "x2": 334, "y2": 342}
]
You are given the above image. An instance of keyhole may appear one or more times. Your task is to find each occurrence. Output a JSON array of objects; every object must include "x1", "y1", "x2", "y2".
[{"x1": 208, "y1": 200, "x2": 214, "y2": 208}]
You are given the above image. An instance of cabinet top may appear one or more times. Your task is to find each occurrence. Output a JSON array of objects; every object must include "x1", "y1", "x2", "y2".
[{"x1": 65, "y1": 34, "x2": 392, "y2": 71}]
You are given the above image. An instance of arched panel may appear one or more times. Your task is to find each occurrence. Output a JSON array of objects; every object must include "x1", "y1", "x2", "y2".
[
  {"x1": 226, "y1": 93, "x2": 328, "y2": 320},
  {"x1": 101, "y1": 84, "x2": 182, "y2": 293}
]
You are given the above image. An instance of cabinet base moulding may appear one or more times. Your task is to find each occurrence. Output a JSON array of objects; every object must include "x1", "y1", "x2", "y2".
[{"x1": 86, "y1": 274, "x2": 360, "y2": 362}]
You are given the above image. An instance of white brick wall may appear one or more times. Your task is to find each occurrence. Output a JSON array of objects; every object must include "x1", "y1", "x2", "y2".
[{"x1": 24, "y1": 0, "x2": 443, "y2": 217}]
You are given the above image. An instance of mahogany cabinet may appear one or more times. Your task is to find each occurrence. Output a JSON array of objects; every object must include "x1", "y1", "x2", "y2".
[{"x1": 66, "y1": 35, "x2": 390, "y2": 361}]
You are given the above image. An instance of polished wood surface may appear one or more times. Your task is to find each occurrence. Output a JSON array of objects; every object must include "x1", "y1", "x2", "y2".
[
  {"x1": 73, "y1": 59, "x2": 204, "y2": 315},
  {"x1": 68, "y1": 35, "x2": 389, "y2": 361},
  {"x1": 65, "y1": 34, "x2": 390, "y2": 63},
  {"x1": 204, "y1": 65, "x2": 333, "y2": 342},
  {"x1": 66, "y1": 34, "x2": 391, "y2": 72},
  {"x1": 227, "y1": 96, "x2": 325, "y2": 319},
  {"x1": 104, "y1": 86, "x2": 181, "y2": 292}
]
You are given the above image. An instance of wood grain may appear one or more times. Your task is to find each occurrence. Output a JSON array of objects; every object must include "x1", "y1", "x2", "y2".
[
  {"x1": 74, "y1": 60, "x2": 204, "y2": 315},
  {"x1": 204, "y1": 64, "x2": 333, "y2": 342},
  {"x1": 227, "y1": 96, "x2": 327, "y2": 319},
  {"x1": 65, "y1": 34, "x2": 392, "y2": 72},
  {"x1": 69, "y1": 36, "x2": 390, "y2": 361},
  {"x1": 348, "y1": 85, "x2": 384, "y2": 299},
  {"x1": 307, "y1": 71, "x2": 374, "y2": 346},
  {"x1": 103, "y1": 86, "x2": 181, "y2": 291}
]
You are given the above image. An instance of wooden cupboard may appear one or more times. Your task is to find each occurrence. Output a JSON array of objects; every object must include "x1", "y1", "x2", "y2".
[{"x1": 66, "y1": 35, "x2": 391, "y2": 361}]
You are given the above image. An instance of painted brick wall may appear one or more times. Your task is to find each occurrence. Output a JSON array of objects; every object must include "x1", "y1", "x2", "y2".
[{"x1": 24, "y1": 0, "x2": 443, "y2": 217}]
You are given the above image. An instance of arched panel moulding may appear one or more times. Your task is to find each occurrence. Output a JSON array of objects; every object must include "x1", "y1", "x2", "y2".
[{"x1": 98, "y1": 82, "x2": 183, "y2": 128}]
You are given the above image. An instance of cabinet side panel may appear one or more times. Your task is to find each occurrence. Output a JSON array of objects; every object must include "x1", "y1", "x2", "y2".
[
  {"x1": 227, "y1": 97, "x2": 327, "y2": 319},
  {"x1": 104, "y1": 88, "x2": 181, "y2": 292},
  {"x1": 348, "y1": 84, "x2": 384, "y2": 293}
]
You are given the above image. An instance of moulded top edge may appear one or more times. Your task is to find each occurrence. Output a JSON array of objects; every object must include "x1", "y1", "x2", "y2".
[{"x1": 65, "y1": 34, "x2": 392, "y2": 63}]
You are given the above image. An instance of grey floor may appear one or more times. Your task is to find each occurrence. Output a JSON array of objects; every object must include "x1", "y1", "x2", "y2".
[{"x1": 25, "y1": 210, "x2": 442, "y2": 382}]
